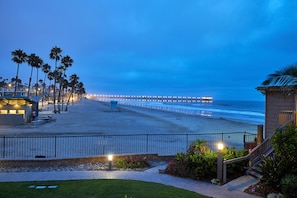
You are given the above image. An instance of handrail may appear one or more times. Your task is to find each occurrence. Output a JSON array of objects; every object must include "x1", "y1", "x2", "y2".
[
  {"x1": 222, "y1": 113, "x2": 296, "y2": 183},
  {"x1": 222, "y1": 135, "x2": 273, "y2": 183},
  {"x1": 224, "y1": 136, "x2": 271, "y2": 165}
]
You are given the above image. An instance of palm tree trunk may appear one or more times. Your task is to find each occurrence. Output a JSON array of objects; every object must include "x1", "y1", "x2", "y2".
[
  {"x1": 53, "y1": 80, "x2": 57, "y2": 113},
  {"x1": 65, "y1": 91, "x2": 74, "y2": 111},
  {"x1": 27, "y1": 67, "x2": 33, "y2": 96},
  {"x1": 57, "y1": 80, "x2": 62, "y2": 113},
  {"x1": 35, "y1": 68, "x2": 39, "y2": 96},
  {"x1": 14, "y1": 64, "x2": 20, "y2": 95}
]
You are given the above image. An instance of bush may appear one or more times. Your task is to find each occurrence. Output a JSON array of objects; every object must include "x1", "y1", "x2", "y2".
[
  {"x1": 260, "y1": 156, "x2": 287, "y2": 190},
  {"x1": 280, "y1": 174, "x2": 297, "y2": 198},
  {"x1": 187, "y1": 149, "x2": 217, "y2": 179},
  {"x1": 115, "y1": 156, "x2": 151, "y2": 169},
  {"x1": 165, "y1": 158, "x2": 189, "y2": 177},
  {"x1": 261, "y1": 125, "x2": 297, "y2": 190},
  {"x1": 223, "y1": 147, "x2": 248, "y2": 175},
  {"x1": 271, "y1": 125, "x2": 297, "y2": 168},
  {"x1": 165, "y1": 139, "x2": 248, "y2": 181}
]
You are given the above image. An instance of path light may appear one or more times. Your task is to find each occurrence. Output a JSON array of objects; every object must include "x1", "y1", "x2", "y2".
[
  {"x1": 217, "y1": 142, "x2": 224, "y2": 151},
  {"x1": 108, "y1": 155, "x2": 113, "y2": 170},
  {"x1": 216, "y1": 142, "x2": 224, "y2": 182}
]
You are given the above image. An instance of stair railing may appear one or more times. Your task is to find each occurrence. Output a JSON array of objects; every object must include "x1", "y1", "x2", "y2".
[
  {"x1": 222, "y1": 136, "x2": 273, "y2": 183},
  {"x1": 222, "y1": 113, "x2": 296, "y2": 183}
]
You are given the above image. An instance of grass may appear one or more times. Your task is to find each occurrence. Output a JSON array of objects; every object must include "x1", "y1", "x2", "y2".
[{"x1": 0, "y1": 179, "x2": 209, "y2": 198}]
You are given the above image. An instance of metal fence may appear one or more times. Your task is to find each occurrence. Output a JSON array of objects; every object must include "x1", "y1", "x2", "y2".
[{"x1": 0, "y1": 132, "x2": 256, "y2": 159}]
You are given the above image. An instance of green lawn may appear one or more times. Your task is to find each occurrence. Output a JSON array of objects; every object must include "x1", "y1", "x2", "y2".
[{"x1": 0, "y1": 179, "x2": 209, "y2": 198}]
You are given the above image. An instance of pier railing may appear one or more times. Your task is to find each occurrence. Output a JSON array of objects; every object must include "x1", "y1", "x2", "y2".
[
  {"x1": 0, "y1": 132, "x2": 254, "y2": 159},
  {"x1": 87, "y1": 94, "x2": 213, "y2": 103}
]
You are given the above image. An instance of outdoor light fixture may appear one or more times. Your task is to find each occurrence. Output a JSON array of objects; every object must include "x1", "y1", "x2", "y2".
[
  {"x1": 217, "y1": 142, "x2": 224, "y2": 151},
  {"x1": 108, "y1": 155, "x2": 113, "y2": 170},
  {"x1": 216, "y1": 142, "x2": 224, "y2": 182}
]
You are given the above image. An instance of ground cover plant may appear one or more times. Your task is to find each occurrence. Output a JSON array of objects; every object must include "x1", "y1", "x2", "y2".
[
  {"x1": 0, "y1": 179, "x2": 209, "y2": 198},
  {"x1": 165, "y1": 139, "x2": 247, "y2": 181},
  {"x1": 115, "y1": 156, "x2": 151, "y2": 169}
]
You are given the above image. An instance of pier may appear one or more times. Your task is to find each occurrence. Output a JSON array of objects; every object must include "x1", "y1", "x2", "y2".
[{"x1": 87, "y1": 94, "x2": 213, "y2": 103}]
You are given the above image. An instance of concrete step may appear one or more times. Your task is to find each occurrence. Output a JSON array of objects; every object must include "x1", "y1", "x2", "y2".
[{"x1": 247, "y1": 169, "x2": 262, "y2": 179}]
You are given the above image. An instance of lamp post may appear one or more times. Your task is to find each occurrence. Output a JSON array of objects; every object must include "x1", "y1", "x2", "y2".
[
  {"x1": 217, "y1": 142, "x2": 224, "y2": 182},
  {"x1": 107, "y1": 155, "x2": 113, "y2": 170}
]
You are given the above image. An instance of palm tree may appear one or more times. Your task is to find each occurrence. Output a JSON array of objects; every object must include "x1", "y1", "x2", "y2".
[
  {"x1": 262, "y1": 64, "x2": 297, "y2": 86},
  {"x1": 50, "y1": 46, "x2": 62, "y2": 69},
  {"x1": 65, "y1": 74, "x2": 79, "y2": 111},
  {"x1": 49, "y1": 46, "x2": 62, "y2": 113},
  {"x1": 59, "y1": 55, "x2": 74, "y2": 111},
  {"x1": 11, "y1": 49, "x2": 27, "y2": 95},
  {"x1": 35, "y1": 57, "x2": 43, "y2": 96},
  {"x1": 75, "y1": 82, "x2": 86, "y2": 101},
  {"x1": 55, "y1": 65, "x2": 66, "y2": 112},
  {"x1": 47, "y1": 71, "x2": 54, "y2": 102},
  {"x1": 0, "y1": 77, "x2": 8, "y2": 96},
  {"x1": 41, "y1": 63, "x2": 51, "y2": 106},
  {"x1": 27, "y1": 53, "x2": 43, "y2": 96}
]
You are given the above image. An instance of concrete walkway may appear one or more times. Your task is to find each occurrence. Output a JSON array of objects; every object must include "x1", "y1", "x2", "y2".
[{"x1": 0, "y1": 165, "x2": 260, "y2": 198}]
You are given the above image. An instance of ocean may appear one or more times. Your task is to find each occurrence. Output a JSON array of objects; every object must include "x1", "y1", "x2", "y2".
[{"x1": 117, "y1": 99, "x2": 265, "y2": 125}]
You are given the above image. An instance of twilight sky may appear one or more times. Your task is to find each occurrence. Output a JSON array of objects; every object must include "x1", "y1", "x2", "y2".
[{"x1": 1, "y1": 0, "x2": 297, "y2": 101}]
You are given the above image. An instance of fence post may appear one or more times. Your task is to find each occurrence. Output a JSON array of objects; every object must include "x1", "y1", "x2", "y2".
[
  {"x1": 3, "y1": 136, "x2": 5, "y2": 159},
  {"x1": 54, "y1": 136, "x2": 57, "y2": 158},
  {"x1": 146, "y1": 134, "x2": 149, "y2": 153},
  {"x1": 186, "y1": 134, "x2": 189, "y2": 150},
  {"x1": 103, "y1": 135, "x2": 106, "y2": 155}
]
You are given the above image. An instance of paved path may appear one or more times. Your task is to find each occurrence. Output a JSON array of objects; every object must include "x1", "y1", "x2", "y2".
[{"x1": 0, "y1": 165, "x2": 260, "y2": 198}]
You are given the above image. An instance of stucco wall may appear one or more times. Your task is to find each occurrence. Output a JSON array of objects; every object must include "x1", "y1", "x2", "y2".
[
  {"x1": 0, "y1": 114, "x2": 24, "y2": 125},
  {"x1": 265, "y1": 91, "x2": 295, "y2": 137}
]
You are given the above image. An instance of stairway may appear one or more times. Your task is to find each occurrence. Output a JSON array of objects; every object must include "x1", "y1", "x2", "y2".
[
  {"x1": 246, "y1": 146, "x2": 274, "y2": 179},
  {"x1": 223, "y1": 136, "x2": 274, "y2": 183}
]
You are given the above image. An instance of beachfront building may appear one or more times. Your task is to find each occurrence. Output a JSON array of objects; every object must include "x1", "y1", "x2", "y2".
[
  {"x1": 257, "y1": 83, "x2": 297, "y2": 138},
  {"x1": 0, "y1": 96, "x2": 38, "y2": 125}
]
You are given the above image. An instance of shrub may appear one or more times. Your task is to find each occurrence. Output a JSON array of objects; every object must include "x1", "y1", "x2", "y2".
[
  {"x1": 260, "y1": 156, "x2": 287, "y2": 190},
  {"x1": 115, "y1": 156, "x2": 151, "y2": 169},
  {"x1": 187, "y1": 139, "x2": 208, "y2": 155},
  {"x1": 165, "y1": 139, "x2": 248, "y2": 181},
  {"x1": 261, "y1": 125, "x2": 297, "y2": 190},
  {"x1": 165, "y1": 158, "x2": 189, "y2": 177},
  {"x1": 187, "y1": 149, "x2": 217, "y2": 179},
  {"x1": 271, "y1": 125, "x2": 297, "y2": 168},
  {"x1": 223, "y1": 147, "x2": 248, "y2": 175},
  {"x1": 280, "y1": 174, "x2": 297, "y2": 198}
]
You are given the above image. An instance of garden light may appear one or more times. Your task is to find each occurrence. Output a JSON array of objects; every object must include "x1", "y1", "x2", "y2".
[
  {"x1": 217, "y1": 142, "x2": 224, "y2": 151},
  {"x1": 216, "y1": 142, "x2": 224, "y2": 182},
  {"x1": 108, "y1": 155, "x2": 113, "y2": 170}
]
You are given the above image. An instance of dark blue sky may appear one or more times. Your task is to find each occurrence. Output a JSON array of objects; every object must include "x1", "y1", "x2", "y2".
[{"x1": 1, "y1": 0, "x2": 297, "y2": 101}]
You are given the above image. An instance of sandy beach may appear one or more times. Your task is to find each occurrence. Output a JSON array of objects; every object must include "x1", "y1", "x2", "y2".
[
  {"x1": 0, "y1": 99, "x2": 261, "y2": 158},
  {"x1": 0, "y1": 98, "x2": 258, "y2": 136}
]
